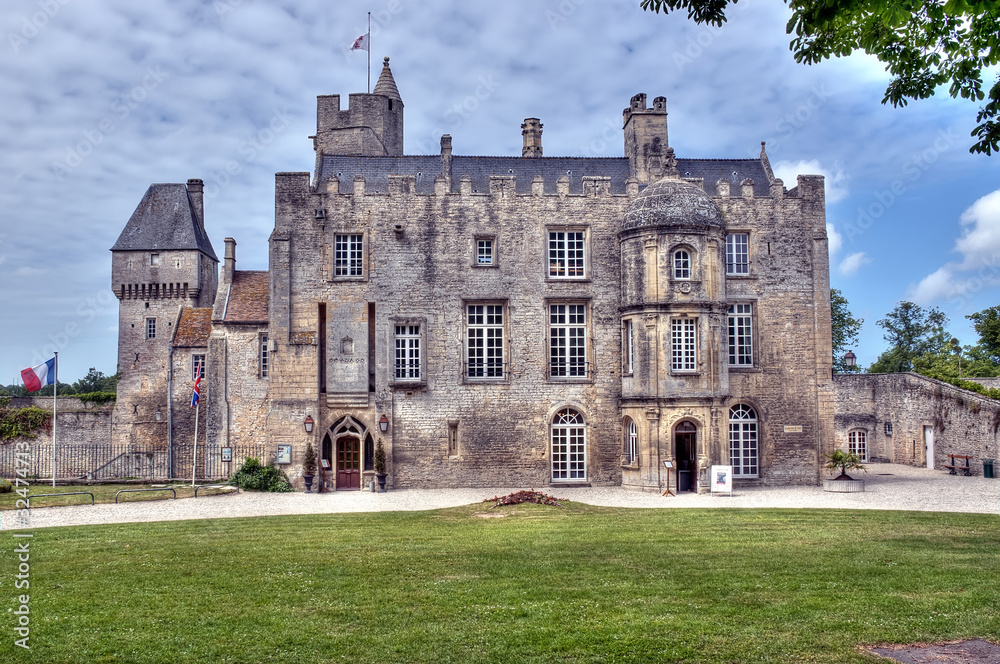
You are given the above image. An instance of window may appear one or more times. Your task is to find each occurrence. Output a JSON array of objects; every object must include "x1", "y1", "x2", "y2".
[
  {"x1": 394, "y1": 325, "x2": 421, "y2": 380},
  {"x1": 624, "y1": 418, "x2": 638, "y2": 465},
  {"x1": 673, "y1": 250, "x2": 691, "y2": 280},
  {"x1": 192, "y1": 354, "x2": 206, "y2": 380},
  {"x1": 448, "y1": 421, "x2": 459, "y2": 456},
  {"x1": 476, "y1": 238, "x2": 495, "y2": 266},
  {"x1": 849, "y1": 430, "x2": 868, "y2": 462},
  {"x1": 727, "y1": 304, "x2": 753, "y2": 366},
  {"x1": 670, "y1": 318, "x2": 696, "y2": 371},
  {"x1": 726, "y1": 233, "x2": 749, "y2": 275},
  {"x1": 548, "y1": 230, "x2": 586, "y2": 278},
  {"x1": 145, "y1": 318, "x2": 156, "y2": 340},
  {"x1": 466, "y1": 304, "x2": 505, "y2": 379},
  {"x1": 549, "y1": 304, "x2": 588, "y2": 378},
  {"x1": 623, "y1": 319, "x2": 634, "y2": 375},
  {"x1": 260, "y1": 335, "x2": 269, "y2": 378},
  {"x1": 334, "y1": 234, "x2": 364, "y2": 277},
  {"x1": 551, "y1": 408, "x2": 586, "y2": 481},
  {"x1": 150, "y1": 253, "x2": 160, "y2": 266},
  {"x1": 729, "y1": 405, "x2": 758, "y2": 477}
]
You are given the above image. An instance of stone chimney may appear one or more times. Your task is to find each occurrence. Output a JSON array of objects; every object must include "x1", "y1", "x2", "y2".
[
  {"x1": 187, "y1": 178, "x2": 205, "y2": 230},
  {"x1": 521, "y1": 118, "x2": 543, "y2": 157},
  {"x1": 223, "y1": 237, "x2": 236, "y2": 284}
]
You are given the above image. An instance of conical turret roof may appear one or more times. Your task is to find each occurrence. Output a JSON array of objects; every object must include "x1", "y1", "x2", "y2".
[{"x1": 373, "y1": 57, "x2": 402, "y2": 102}]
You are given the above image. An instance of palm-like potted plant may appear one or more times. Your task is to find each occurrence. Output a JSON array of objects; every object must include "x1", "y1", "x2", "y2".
[
  {"x1": 374, "y1": 438, "x2": 388, "y2": 492},
  {"x1": 302, "y1": 442, "x2": 317, "y2": 493},
  {"x1": 823, "y1": 449, "x2": 867, "y2": 492}
]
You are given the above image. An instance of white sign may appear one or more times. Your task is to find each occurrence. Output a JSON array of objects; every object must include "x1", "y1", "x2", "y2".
[{"x1": 711, "y1": 465, "x2": 733, "y2": 496}]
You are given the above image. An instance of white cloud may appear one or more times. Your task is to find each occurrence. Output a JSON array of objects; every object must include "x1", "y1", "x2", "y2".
[
  {"x1": 838, "y1": 251, "x2": 870, "y2": 275},
  {"x1": 907, "y1": 189, "x2": 1000, "y2": 305},
  {"x1": 772, "y1": 159, "x2": 848, "y2": 203},
  {"x1": 826, "y1": 223, "x2": 843, "y2": 255}
]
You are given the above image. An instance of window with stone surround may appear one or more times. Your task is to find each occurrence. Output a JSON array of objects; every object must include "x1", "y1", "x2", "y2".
[
  {"x1": 624, "y1": 417, "x2": 638, "y2": 465},
  {"x1": 729, "y1": 405, "x2": 758, "y2": 478},
  {"x1": 551, "y1": 408, "x2": 586, "y2": 481},
  {"x1": 259, "y1": 335, "x2": 269, "y2": 378},
  {"x1": 623, "y1": 319, "x2": 634, "y2": 375},
  {"x1": 145, "y1": 317, "x2": 156, "y2": 340},
  {"x1": 547, "y1": 230, "x2": 586, "y2": 278},
  {"x1": 393, "y1": 325, "x2": 421, "y2": 381},
  {"x1": 192, "y1": 354, "x2": 206, "y2": 380},
  {"x1": 727, "y1": 303, "x2": 754, "y2": 367},
  {"x1": 476, "y1": 237, "x2": 495, "y2": 266},
  {"x1": 466, "y1": 304, "x2": 505, "y2": 379},
  {"x1": 726, "y1": 233, "x2": 750, "y2": 275},
  {"x1": 670, "y1": 318, "x2": 697, "y2": 372},
  {"x1": 334, "y1": 234, "x2": 364, "y2": 277},
  {"x1": 848, "y1": 430, "x2": 868, "y2": 462},
  {"x1": 549, "y1": 303, "x2": 588, "y2": 379},
  {"x1": 673, "y1": 249, "x2": 691, "y2": 280}
]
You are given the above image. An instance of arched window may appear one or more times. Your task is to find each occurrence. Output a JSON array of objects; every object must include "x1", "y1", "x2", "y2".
[
  {"x1": 673, "y1": 249, "x2": 691, "y2": 280},
  {"x1": 848, "y1": 430, "x2": 868, "y2": 462},
  {"x1": 624, "y1": 417, "x2": 638, "y2": 465},
  {"x1": 729, "y1": 405, "x2": 758, "y2": 478},
  {"x1": 551, "y1": 408, "x2": 586, "y2": 481}
]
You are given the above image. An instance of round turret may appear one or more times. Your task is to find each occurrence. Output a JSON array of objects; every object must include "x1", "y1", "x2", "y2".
[{"x1": 621, "y1": 177, "x2": 721, "y2": 232}]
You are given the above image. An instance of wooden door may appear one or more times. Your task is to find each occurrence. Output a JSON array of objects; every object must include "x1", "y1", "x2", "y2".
[{"x1": 336, "y1": 436, "x2": 361, "y2": 490}]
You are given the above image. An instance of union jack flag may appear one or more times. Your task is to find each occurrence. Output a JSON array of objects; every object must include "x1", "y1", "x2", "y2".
[{"x1": 191, "y1": 362, "x2": 202, "y2": 408}]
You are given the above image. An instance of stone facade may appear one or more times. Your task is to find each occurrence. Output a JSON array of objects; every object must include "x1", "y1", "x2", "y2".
[
  {"x1": 108, "y1": 58, "x2": 843, "y2": 491},
  {"x1": 834, "y1": 373, "x2": 1000, "y2": 473}
]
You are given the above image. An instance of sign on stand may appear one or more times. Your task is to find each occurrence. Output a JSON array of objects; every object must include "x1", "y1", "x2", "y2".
[{"x1": 710, "y1": 465, "x2": 733, "y2": 496}]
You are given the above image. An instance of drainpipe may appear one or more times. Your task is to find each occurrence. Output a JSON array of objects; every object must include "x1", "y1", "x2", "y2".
[{"x1": 167, "y1": 346, "x2": 173, "y2": 479}]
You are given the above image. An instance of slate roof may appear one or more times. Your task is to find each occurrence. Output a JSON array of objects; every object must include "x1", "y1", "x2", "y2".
[
  {"x1": 224, "y1": 271, "x2": 269, "y2": 324},
  {"x1": 111, "y1": 183, "x2": 218, "y2": 260},
  {"x1": 318, "y1": 155, "x2": 771, "y2": 197},
  {"x1": 372, "y1": 57, "x2": 402, "y2": 102},
  {"x1": 173, "y1": 308, "x2": 213, "y2": 348}
]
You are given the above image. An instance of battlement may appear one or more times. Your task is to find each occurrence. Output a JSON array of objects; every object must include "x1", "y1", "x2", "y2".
[{"x1": 312, "y1": 58, "x2": 404, "y2": 158}]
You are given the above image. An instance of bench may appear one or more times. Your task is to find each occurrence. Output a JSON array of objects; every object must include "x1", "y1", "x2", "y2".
[{"x1": 941, "y1": 454, "x2": 973, "y2": 476}]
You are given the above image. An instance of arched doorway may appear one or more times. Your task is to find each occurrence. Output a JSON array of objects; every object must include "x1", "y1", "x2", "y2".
[
  {"x1": 674, "y1": 420, "x2": 697, "y2": 491},
  {"x1": 324, "y1": 416, "x2": 369, "y2": 490}
]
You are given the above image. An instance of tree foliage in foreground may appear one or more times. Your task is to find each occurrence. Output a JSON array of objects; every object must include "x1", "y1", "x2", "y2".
[{"x1": 640, "y1": 0, "x2": 1000, "y2": 155}]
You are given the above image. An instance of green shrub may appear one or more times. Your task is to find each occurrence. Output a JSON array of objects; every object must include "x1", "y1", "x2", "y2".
[
  {"x1": 0, "y1": 478, "x2": 12, "y2": 493},
  {"x1": 231, "y1": 457, "x2": 292, "y2": 492}
]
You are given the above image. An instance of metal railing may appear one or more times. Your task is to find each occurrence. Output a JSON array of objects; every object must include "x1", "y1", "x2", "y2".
[
  {"x1": 115, "y1": 487, "x2": 177, "y2": 503},
  {"x1": 26, "y1": 492, "x2": 95, "y2": 508}
]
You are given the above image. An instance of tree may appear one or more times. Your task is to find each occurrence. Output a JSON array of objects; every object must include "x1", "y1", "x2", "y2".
[
  {"x1": 967, "y1": 305, "x2": 1000, "y2": 363},
  {"x1": 912, "y1": 305, "x2": 1000, "y2": 378},
  {"x1": 640, "y1": 0, "x2": 1000, "y2": 155},
  {"x1": 831, "y1": 288, "x2": 864, "y2": 373},
  {"x1": 869, "y1": 301, "x2": 947, "y2": 372},
  {"x1": 72, "y1": 368, "x2": 118, "y2": 394}
]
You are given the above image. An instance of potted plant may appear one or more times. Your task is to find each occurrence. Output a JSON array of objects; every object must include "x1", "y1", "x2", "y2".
[
  {"x1": 822, "y1": 449, "x2": 867, "y2": 492},
  {"x1": 374, "y1": 439, "x2": 388, "y2": 492},
  {"x1": 302, "y1": 442, "x2": 317, "y2": 493}
]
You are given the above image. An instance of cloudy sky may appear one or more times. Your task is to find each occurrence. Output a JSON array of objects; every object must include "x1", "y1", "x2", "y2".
[{"x1": 1, "y1": 0, "x2": 997, "y2": 384}]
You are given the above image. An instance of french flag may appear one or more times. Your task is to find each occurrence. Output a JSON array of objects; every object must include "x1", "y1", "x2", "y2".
[
  {"x1": 21, "y1": 358, "x2": 56, "y2": 393},
  {"x1": 191, "y1": 362, "x2": 202, "y2": 408}
]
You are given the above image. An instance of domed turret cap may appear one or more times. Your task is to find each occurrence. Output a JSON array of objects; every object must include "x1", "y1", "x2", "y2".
[{"x1": 622, "y1": 178, "x2": 722, "y2": 231}]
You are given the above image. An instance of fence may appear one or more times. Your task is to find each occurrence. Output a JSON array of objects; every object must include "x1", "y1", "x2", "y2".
[{"x1": 0, "y1": 441, "x2": 272, "y2": 482}]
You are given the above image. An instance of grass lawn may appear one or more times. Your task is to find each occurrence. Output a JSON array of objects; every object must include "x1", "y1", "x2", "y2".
[
  {"x1": 1, "y1": 503, "x2": 998, "y2": 663},
  {"x1": 0, "y1": 483, "x2": 235, "y2": 509}
]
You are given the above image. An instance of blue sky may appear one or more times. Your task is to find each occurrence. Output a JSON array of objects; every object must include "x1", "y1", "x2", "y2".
[{"x1": 1, "y1": 0, "x2": 997, "y2": 384}]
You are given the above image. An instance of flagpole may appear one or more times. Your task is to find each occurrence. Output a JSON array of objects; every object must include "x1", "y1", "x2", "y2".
[
  {"x1": 52, "y1": 352, "x2": 58, "y2": 488},
  {"x1": 192, "y1": 400, "x2": 199, "y2": 487},
  {"x1": 367, "y1": 12, "x2": 371, "y2": 93}
]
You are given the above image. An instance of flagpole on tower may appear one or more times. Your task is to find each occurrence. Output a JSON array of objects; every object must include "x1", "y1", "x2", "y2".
[
  {"x1": 52, "y1": 352, "x2": 58, "y2": 488},
  {"x1": 367, "y1": 12, "x2": 372, "y2": 93}
]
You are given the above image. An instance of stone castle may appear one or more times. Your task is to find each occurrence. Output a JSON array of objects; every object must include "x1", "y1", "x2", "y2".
[{"x1": 109, "y1": 57, "x2": 843, "y2": 492}]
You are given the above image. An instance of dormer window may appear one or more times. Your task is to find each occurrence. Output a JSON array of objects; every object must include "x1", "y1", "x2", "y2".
[{"x1": 673, "y1": 250, "x2": 691, "y2": 280}]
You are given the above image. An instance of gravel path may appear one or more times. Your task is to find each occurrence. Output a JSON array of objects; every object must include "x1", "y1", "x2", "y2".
[{"x1": 3, "y1": 463, "x2": 998, "y2": 531}]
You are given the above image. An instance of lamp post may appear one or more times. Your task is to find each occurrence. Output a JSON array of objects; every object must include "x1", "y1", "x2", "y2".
[{"x1": 843, "y1": 351, "x2": 857, "y2": 370}]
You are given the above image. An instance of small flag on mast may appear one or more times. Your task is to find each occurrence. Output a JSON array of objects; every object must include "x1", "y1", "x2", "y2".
[
  {"x1": 21, "y1": 358, "x2": 56, "y2": 393},
  {"x1": 191, "y1": 362, "x2": 202, "y2": 408},
  {"x1": 351, "y1": 32, "x2": 369, "y2": 51}
]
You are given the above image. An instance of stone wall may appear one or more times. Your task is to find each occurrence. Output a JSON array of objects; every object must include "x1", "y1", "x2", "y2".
[{"x1": 834, "y1": 373, "x2": 1000, "y2": 474}]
